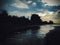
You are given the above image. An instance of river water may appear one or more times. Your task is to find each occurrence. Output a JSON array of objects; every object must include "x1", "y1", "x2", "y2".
[{"x1": 5, "y1": 24, "x2": 60, "y2": 45}]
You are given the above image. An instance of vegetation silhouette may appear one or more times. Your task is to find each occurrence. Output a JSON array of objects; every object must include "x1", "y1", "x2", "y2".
[
  {"x1": 0, "y1": 10, "x2": 53, "y2": 43},
  {"x1": 31, "y1": 14, "x2": 42, "y2": 25},
  {"x1": 49, "y1": 20, "x2": 54, "y2": 24},
  {"x1": 45, "y1": 26, "x2": 60, "y2": 45},
  {"x1": 0, "y1": 10, "x2": 53, "y2": 25}
]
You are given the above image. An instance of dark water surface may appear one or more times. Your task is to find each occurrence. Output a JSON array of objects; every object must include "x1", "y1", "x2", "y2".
[{"x1": 2, "y1": 24, "x2": 60, "y2": 45}]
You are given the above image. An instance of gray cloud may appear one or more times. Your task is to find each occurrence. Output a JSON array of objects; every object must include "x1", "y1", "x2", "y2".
[{"x1": 42, "y1": 0, "x2": 60, "y2": 6}]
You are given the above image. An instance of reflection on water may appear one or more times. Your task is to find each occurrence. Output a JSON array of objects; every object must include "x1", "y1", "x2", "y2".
[
  {"x1": 40, "y1": 25, "x2": 55, "y2": 34},
  {"x1": 5, "y1": 25, "x2": 60, "y2": 45},
  {"x1": 37, "y1": 25, "x2": 55, "y2": 38}
]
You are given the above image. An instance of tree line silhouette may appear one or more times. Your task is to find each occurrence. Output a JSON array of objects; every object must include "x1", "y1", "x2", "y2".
[{"x1": 0, "y1": 10, "x2": 53, "y2": 25}]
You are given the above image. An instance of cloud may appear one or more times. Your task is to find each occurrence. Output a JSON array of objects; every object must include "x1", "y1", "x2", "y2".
[
  {"x1": 36, "y1": 13, "x2": 46, "y2": 16},
  {"x1": 11, "y1": 3, "x2": 29, "y2": 9},
  {"x1": 40, "y1": 10, "x2": 60, "y2": 23},
  {"x1": 41, "y1": 0, "x2": 60, "y2": 11},
  {"x1": 53, "y1": 10, "x2": 60, "y2": 19},
  {"x1": 32, "y1": 2, "x2": 37, "y2": 6},
  {"x1": 0, "y1": 0, "x2": 29, "y2": 9},
  {"x1": 44, "y1": 5, "x2": 60, "y2": 11},
  {"x1": 35, "y1": 10, "x2": 54, "y2": 16},
  {"x1": 27, "y1": 1, "x2": 32, "y2": 4},
  {"x1": 1, "y1": 0, "x2": 60, "y2": 18},
  {"x1": 42, "y1": 0, "x2": 60, "y2": 6},
  {"x1": 11, "y1": 0, "x2": 29, "y2": 9}
]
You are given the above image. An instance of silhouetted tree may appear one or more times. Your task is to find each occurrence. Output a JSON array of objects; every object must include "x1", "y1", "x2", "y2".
[
  {"x1": 43, "y1": 21, "x2": 49, "y2": 24},
  {"x1": 49, "y1": 20, "x2": 53, "y2": 24},
  {"x1": 31, "y1": 14, "x2": 42, "y2": 25}
]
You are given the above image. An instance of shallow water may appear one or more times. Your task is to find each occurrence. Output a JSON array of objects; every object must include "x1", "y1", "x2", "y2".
[{"x1": 5, "y1": 24, "x2": 60, "y2": 45}]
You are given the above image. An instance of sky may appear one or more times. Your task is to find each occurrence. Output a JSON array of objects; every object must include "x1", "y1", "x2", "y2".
[{"x1": 0, "y1": 0, "x2": 60, "y2": 23}]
